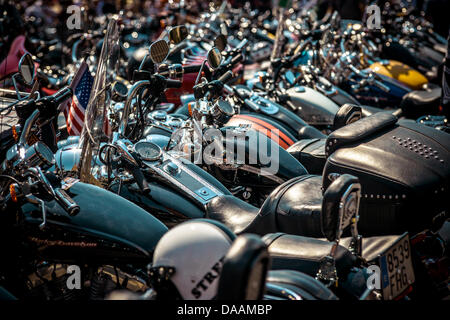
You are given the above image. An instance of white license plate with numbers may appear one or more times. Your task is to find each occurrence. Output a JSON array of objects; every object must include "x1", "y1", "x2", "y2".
[{"x1": 379, "y1": 233, "x2": 415, "y2": 300}]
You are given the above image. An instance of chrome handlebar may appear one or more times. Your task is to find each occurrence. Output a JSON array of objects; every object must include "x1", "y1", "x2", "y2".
[{"x1": 119, "y1": 80, "x2": 151, "y2": 137}]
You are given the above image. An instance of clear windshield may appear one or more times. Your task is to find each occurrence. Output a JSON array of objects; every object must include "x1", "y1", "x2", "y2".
[{"x1": 78, "y1": 18, "x2": 120, "y2": 183}]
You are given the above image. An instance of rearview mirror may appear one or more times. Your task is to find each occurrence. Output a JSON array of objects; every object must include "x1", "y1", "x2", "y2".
[
  {"x1": 207, "y1": 47, "x2": 222, "y2": 70},
  {"x1": 168, "y1": 25, "x2": 188, "y2": 44},
  {"x1": 112, "y1": 81, "x2": 128, "y2": 102},
  {"x1": 214, "y1": 34, "x2": 227, "y2": 52},
  {"x1": 18, "y1": 53, "x2": 35, "y2": 85},
  {"x1": 149, "y1": 40, "x2": 170, "y2": 64}
]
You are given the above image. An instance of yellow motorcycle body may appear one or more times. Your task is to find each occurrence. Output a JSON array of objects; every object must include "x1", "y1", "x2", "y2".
[{"x1": 369, "y1": 60, "x2": 428, "y2": 90}]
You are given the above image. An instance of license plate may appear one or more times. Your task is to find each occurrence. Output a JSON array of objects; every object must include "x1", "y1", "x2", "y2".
[{"x1": 379, "y1": 233, "x2": 415, "y2": 300}]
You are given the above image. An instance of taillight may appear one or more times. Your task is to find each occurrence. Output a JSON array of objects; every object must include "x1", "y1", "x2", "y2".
[{"x1": 394, "y1": 285, "x2": 413, "y2": 300}]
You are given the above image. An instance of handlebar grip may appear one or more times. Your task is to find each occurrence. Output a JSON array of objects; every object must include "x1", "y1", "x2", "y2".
[
  {"x1": 230, "y1": 53, "x2": 243, "y2": 66},
  {"x1": 52, "y1": 86, "x2": 73, "y2": 105},
  {"x1": 183, "y1": 64, "x2": 202, "y2": 74},
  {"x1": 128, "y1": 164, "x2": 151, "y2": 194},
  {"x1": 54, "y1": 188, "x2": 80, "y2": 216},
  {"x1": 236, "y1": 39, "x2": 249, "y2": 51},
  {"x1": 218, "y1": 71, "x2": 234, "y2": 84},
  {"x1": 38, "y1": 87, "x2": 72, "y2": 119},
  {"x1": 166, "y1": 79, "x2": 182, "y2": 89},
  {"x1": 348, "y1": 64, "x2": 360, "y2": 74},
  {"x1": 244, "y1": 98, "x2": 260, "y2": 112},
  {"x1": 254, "y1": 30, "x2": 274, "y2": 43}
]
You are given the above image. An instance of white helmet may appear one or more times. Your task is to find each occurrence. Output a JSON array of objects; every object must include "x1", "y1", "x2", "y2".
[{"x1": 151, "y1": 220, "x2": 235, "y2": 300}]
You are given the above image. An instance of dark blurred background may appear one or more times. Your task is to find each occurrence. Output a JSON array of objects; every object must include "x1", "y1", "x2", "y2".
[{"x1": 1, "y1": 0, "x2": 449, "y2": 59}]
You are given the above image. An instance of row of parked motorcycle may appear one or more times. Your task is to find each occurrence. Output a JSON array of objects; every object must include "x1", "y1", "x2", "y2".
[{"x1": 0, "y1": 1, "x2": 448, "y2": 301}]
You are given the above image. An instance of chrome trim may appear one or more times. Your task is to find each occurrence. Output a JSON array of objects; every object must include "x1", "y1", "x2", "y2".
[
  {"x1": 239, "y1": 165, "x2": 285, "y2": 184},
  {"x1": 265, "y1": 283, "x2": 303, "y2": 300},
  {"x1": 339, "y1": 183, "x2": 361, "y2": 256},
  {"x1": 143, "y1": 151, "x2": 224, "y2": 206}
]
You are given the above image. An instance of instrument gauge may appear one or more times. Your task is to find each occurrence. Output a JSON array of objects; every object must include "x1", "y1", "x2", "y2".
[{"x1": 134, "y1": 141, "x2": 162, "y2": 161}]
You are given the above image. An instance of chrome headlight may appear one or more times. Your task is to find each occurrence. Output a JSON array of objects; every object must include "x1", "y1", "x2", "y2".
[{"x1": 12, "y1": 142, "x2": 55, "y2": 170}]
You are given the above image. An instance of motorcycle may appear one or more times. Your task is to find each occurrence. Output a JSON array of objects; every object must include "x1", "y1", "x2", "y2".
[
  {"x1": 1, "y1": 1, "x2": 448, "y2": 300},
  {"x1": 0, "y1": 86, "x2": 168, "y2": 300}
]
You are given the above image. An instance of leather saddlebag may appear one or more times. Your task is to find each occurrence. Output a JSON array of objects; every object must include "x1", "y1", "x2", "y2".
[{"x1": 323, "y1": 113, "x2": 449, "y2": 235}]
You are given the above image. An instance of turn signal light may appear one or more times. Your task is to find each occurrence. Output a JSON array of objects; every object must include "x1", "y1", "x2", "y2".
[
  {"x1": 12, "y1": 125, "x2": 19, "y2": 142},
  {"x1": 9, "y1": 183, "x2": 19, "y2": 202}
]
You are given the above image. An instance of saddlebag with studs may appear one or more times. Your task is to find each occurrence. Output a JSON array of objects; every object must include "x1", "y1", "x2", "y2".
[{"x1": 323, "y1": 113, "x2": 449, "y2": 235}]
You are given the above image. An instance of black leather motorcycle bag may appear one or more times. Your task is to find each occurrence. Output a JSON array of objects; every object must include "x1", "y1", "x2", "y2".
[{"x1": 323, "y1": 113, "x2": 449, "y2": 235}]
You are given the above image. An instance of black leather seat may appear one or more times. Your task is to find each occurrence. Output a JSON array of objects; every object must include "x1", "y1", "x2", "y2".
[
  {"x1": 286, "y1": 104, "x2": 405, "y2": 174},
  {"x1": 297, "y1": 125, "x2": 326, "y2": 140},
  {"x1": 206, "y1": 173, "x2": 361, "y2": 240},
  {"x1": 216, "y1": 232, "x2": 338, "y2": 300},
  {"x1": 360, "y1": 105, "x2": 402, "y2": 118},
  {"x1": 287, "y1": 139, "x2": 326, "y2": 174},
  {"x1": 205, "y1": 175, "x2": 324, "y2": 236},
  {"x1": 400, "y1": 84, "x2": 442, "y2": 118},
  {"x1": 262, "y1": 233, "x2": 357, "y2": 279},
  {"x1": 263, "y1": 233, "x2": 409, "y2": 284},
  {"x1": 266, "y1": 270, "x2": 338, "y2": 300},
  {"x1": 273, "y1": 175, "x2": 325, "y2": 237},
  {"x1": 275, "y1": 173, "x2": 361, "y2": 241},
  {"x1": 324, "y1": 112, "x2": 398, "y2": 157},
  {"x1": 287, "y1": 104, "x2": 364, "y2": 174},
  {"x1": 205, "y1": 195, "x2": 266, "y2": 235}
]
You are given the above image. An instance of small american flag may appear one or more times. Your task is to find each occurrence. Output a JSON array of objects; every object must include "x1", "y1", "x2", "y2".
[{"x1": 63, "y1": 61, "x2": 93, "y2": 135}]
